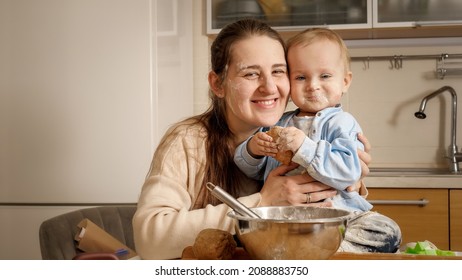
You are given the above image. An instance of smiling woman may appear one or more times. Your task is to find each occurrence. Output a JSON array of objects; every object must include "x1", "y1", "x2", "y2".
[{"x1": 132, "y1": 19, "x2": 342, "y2": 260}]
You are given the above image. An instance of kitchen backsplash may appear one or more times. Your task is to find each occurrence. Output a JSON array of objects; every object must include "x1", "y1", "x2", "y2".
[{"x1": 346, "y1": 44, "x2": 462, "y2": 169}]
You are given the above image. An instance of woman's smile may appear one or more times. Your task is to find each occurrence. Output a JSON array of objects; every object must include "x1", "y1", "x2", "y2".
[{"x1": 253, "y1": 98, "x2": 278, "y2": 108}]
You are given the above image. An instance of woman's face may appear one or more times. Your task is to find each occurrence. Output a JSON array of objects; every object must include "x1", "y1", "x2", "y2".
[{"x1": 218, "y1": 36, "x2": 290, "y2": 136}]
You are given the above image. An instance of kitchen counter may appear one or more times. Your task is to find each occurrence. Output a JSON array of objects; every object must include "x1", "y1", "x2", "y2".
[
  {"x1": 364, "y1": 176, "x2": 462, "y2": 189},
  {"x1": 364, "y1": 168, "x2": 462, "y2": 189}
]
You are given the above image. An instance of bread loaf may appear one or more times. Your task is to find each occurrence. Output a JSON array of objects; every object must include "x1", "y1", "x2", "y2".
[
  {"x1": 192, "y1": 228, "x2": 237, "y2": 260},
  {"x1": 266, "y1": 126, "x2": 293, "y2": 165}
]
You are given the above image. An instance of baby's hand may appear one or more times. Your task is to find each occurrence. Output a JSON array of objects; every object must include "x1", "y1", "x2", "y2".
[
  {"x1": 248, "y1": 132, "x2": 278, "y2": 158},
  {"x1": 276, "y1": 127, "x2": 305, "y2": 153}
]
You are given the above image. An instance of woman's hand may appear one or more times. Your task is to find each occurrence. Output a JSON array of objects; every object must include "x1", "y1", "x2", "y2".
[
  {"x1": 259, "y1": 132, "x2": 372, "y2": 204},
  {"x1": 259, "y1": 164, "x2": 337, "y2": 207},
  {"x1": 346, "y1": 133, "x2": 372, "y2": 193},
  {"x1": 357, "y1": 132, "x2": 371, "y2": 178}
]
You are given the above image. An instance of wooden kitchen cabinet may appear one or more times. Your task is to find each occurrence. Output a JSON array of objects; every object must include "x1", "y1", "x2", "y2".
[
  {"x1": 367, "y1": 188, "x2": 449, "y2": 250},
  {"x1": 450, "y1": 190, "x2": 462, "y2": 251}
]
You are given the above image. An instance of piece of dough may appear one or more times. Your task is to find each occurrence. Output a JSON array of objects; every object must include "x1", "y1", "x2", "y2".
[
  {"x1": 266, "y1": 126, "x2": 293, "y2": 165},
  {"x1": 192, "y1": 228, "x2": 237, "y2": 260}
]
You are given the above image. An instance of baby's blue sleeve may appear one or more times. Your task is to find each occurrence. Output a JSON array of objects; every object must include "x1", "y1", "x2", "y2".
[
  {"x1": 234, "y1": 137, "x2": 267, "y2": 180},
  {"x1": 292, "y1": 113, "x2": 363, "y2": 190}
]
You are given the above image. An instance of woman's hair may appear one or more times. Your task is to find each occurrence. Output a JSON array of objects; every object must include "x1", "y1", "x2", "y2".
[
  {"x1": 192, "y1": 19, "x2": 286, "y2": 208},
  {"x1": 286, "y1": 28, "x2": 351, "y2": 74}
]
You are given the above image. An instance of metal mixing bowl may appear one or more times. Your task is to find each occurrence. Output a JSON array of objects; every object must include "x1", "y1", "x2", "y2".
[{"x1": 227, "y1": 206, "x2": 351, "y2": 260}]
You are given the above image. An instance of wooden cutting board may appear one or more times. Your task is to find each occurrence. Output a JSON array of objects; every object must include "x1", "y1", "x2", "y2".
[{"x1": 181, "y1": 246, "x2": 249, "y2": 260}]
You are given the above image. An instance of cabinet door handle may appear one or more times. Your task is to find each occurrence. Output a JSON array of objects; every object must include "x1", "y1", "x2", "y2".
[
  {"x1": 414, "y1": 20, "x2": 462, "y2": 27},
  {"x1": 369, "y1": 199, "x2": 429, "y2": 206}
]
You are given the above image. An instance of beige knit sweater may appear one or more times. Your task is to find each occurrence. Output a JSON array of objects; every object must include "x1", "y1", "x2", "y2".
[{"x1": 133, "y1": 119, "x2": 261, "y2": 259}]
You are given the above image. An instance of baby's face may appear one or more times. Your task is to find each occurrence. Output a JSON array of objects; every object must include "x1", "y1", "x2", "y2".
[{"x1": 287, "y1": 39, "x2": 352, "y2": 116}]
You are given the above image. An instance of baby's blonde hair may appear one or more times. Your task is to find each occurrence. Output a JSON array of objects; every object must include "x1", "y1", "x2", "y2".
[{"x1": 286, "y1": 28, "x2": 351, "y2": 74}]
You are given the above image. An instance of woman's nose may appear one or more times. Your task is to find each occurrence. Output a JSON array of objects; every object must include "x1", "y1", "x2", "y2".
[{"x1": 258, "y1": 76, "x2": 277, "y2": 94}]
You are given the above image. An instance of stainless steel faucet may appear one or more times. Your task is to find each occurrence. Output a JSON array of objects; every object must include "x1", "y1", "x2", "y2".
[{"x1": 415, "y1": 86, "x2": 462, "y2": 173}]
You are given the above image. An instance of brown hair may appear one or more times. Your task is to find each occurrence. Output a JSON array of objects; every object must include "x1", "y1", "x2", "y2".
[
  {"x1": 192, "y1": 19, "x2": 286, "y2": 208},
  {"x1": 286, "y1": 28, "x2": 351, "y2": 74}
]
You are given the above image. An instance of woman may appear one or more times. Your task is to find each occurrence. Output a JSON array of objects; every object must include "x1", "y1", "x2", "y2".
[{"x1": 133, "y1": 19, "x2": 399, "y2": 259}]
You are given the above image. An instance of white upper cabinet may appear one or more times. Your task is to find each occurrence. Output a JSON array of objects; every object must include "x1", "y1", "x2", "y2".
[
  {"x1": 207, "y1": 0, "x2": 462, "y2": 38},
  {"x1": 374, "y1": 0, "x2": 462, "y2": 28},
  {"x1": 207, "y1": 0, "x2": 372, "y2": 34}
]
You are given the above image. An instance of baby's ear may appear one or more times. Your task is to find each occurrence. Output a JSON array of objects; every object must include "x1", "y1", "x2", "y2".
[
  {"x1": 342, "y1": 71, "x2": 353, "y2": 92},
  {"x1": 208, "y1": 71, "x2": 225, "y2": 98}
]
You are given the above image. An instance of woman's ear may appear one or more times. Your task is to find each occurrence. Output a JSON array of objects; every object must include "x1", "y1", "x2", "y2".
[{"x1": 208, "y1": 71, "x2": 225, "y2": 98}]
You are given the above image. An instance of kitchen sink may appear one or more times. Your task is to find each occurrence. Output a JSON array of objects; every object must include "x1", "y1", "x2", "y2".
[{"x1": 369, "y1": 167, "x2": 462, "y2": 177}]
